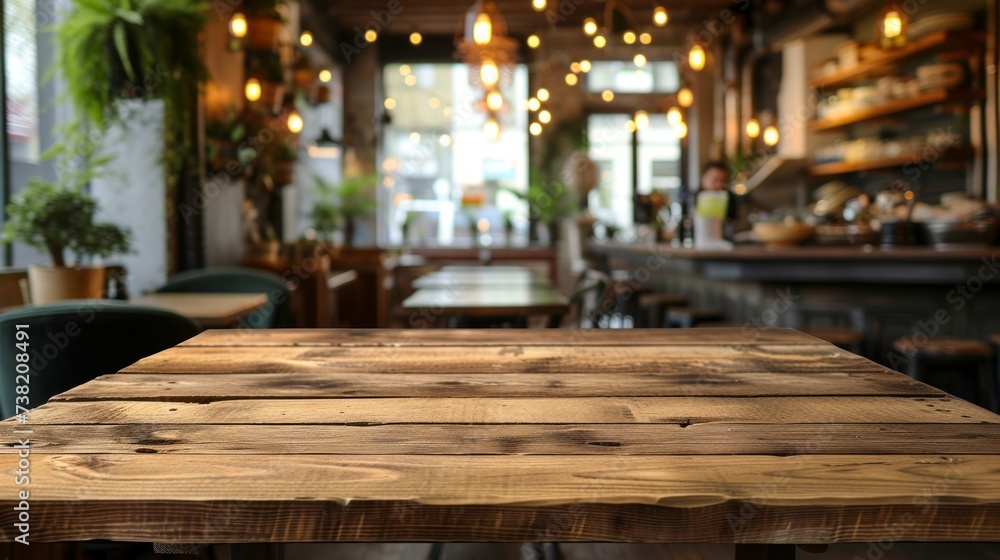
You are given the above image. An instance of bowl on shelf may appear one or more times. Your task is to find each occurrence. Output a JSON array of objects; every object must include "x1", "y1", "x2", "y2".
[
  {"x1": 916, "y1": 218, "x2": 999, "y2": 248},
  {"x1": 752, "y1": 221, "x2": 814, "y2": 248}
]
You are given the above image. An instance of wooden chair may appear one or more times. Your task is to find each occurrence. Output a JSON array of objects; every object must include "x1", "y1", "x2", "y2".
[{"x1": 156, "y1": 267, "x2": 291, "y2": 328}]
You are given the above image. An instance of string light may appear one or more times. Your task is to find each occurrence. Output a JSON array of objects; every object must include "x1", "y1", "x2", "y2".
[
  {"x1": 532, "y1": 0, "x2": 547, "y2": 11},
  {"x1": 634, "y1": 110, "x2": 650, "y2": 130},
  {"x1": 364, "y1": 28, "x2": 378, "y2": 42},
  {"x1": 763, "y1": 125, "x2": 779, "y2": 146},
  {"x1": 410, "y1": 31, "x2": 423, "y2": 45},
  {"x1": 676, "y1": 121, "x2": 688, "y2": 138},
  {"x1": 667, "y1": 107, "x2": 682, "y2": 125},
  {"x1": 688, "y1": 43, "x2": 706, "y2": 71},
  {"x1": 473, "y1": 12, "x2": 493, "y2": 45},
  {"x1": 580, "y1": 60, "x2": 591, "y2": 72},
  {"x1": 746, "y1": 118, "x2": 760, "y2": 138},
  {"x1": 527, "y1": 34, "x2": 540, "y2": 48},
  {"x1": 653, "y1": 5, "x2": 668, "y2": 26},
  {"x1": 565, "y1": 73, "x2": 578, "y2": 86},
  {"x1": 601, "y1": 90, "x2": 614, "y2": 102},
  {"x1": 528, "y1": 97, "x2": 541, "y2": 111},
  {"x1": 318, "y1": 69, "x2": 332, "y2": 83},
  {"x1": 530, "y1": 122, "x2": 542, "y2": 136},
  {"x1": 639, "y1": 32, "x2": 652, "y2": 45},
  {"x1": 677, "y1": 87, "x2": 693, "y2": 108},
  {"x1": 537, "y1": 88, "x2": 550, "y2": 101},
  {"x1": 229, "y1": 13, "x2": 247, "y2": 38},
  {"x1": 486, "y1": 91, "x2": 503, "y2": 111},
  {"x1": 583, "y1": 17, "x2": 598, "y2": 36},
  {"x1": 299, "y1": 30, "x2": 313, "y2": 46},
  {"x1": 483, "y1": 116, "x2": 501, "y2": 139},
  {"x1": 244, "y1": 78, "x2": 261, "y2": 101},
  {"x1": 384, "y1": 98, "x2": 397, "y2": 110},
  {"x1": 481, "y1": 61, "x2": 500, "y2": 87},
  {"x1": 594, "y1": 35, "x2": 607, "y2": 48},
  {"x1": 539, "y1": 110, "x2": 552, "y2": 123},
  {"x1": 287, "y1": 110, "x2": 303, "y2": 133},
  {"x1": 623, "y1": 30, "x2": 636, "y2": 44},
  {"x1": 633, "y1": 53, "x2": 647, "y2": 67}
]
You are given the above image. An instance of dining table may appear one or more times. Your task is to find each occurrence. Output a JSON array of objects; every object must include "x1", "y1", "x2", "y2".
[
  {"x1": 1, "y1": 328, "x2": 999, "y2": 559},
  {"x1": 404, "y1": 265, "x2": 569, "y2": 327},
  {"x1": 130, "y1": 292, "x2": 268, "y2": 329}
]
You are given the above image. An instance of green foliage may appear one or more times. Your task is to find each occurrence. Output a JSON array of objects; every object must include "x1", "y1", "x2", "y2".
[
  {"x1": 2, "y1": 178, "x2": 131, "y2": 267},
  {"x1": 308, "y1": 173, "x2": 378, "y2": 233},
  {"x1": 54, "y1": 0, "x2": 207, "y2": 208},
  {"x1": 503, "y1": 176, "x2": 575, "y2": 225},
  {"x1": 206, "y1": 106, "x2": 247, "y2": 143},
  {"x1": 247, "y1": 51, "x2": 284, "y2": 83}
]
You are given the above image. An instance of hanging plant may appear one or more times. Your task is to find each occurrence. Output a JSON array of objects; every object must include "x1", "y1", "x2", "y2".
[
  {"x1": 243, "y1": 0, "x2": 287, "y2": 51},
  {"x1": 54, "y1": 0, "x2": 208, "y2": 208}
]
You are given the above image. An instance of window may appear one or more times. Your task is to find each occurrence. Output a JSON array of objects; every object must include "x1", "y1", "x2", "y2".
[
  {"x1": 586, "y1": 61, "x2": 680, "y2": 94},
  {"x1": 4, "y1": 0, "x2": 39, "y2": 163},
  {"x1": 378, "y1": 63, "x2": 529, "y2": 247},
  {"x1": 586, "y1": 113, "x2": 684, "y2": 226}
]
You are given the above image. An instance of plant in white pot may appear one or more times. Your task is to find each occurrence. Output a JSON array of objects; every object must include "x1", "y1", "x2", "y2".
[{"x1": 2, "y1": 178, "x2": 131, "y2": 304}]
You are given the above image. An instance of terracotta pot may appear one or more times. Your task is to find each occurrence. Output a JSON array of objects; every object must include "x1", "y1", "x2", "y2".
[
  {"x1": 27, "y1": 265, "x2": 105, "y2": 305},
  {"x1": 272, "y1": 162, "x2": 295, "y2": 186},
  {"x1": 256, "y1": 81, "x2": 285, "y2": 113},
  {"x1": 293, "y1": 68, "x2": 315, "y2": 93},
  {"x1": 246, "y1": 15, "x2": 281, "y2": 51},
  {"x1": 243, "y1": 241, "x2": 282, "y2": 267}
]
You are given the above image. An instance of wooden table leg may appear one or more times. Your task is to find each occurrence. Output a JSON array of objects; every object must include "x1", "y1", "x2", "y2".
[{"x1": 735, "y1": 544, "x2": 796, "y2": 560}]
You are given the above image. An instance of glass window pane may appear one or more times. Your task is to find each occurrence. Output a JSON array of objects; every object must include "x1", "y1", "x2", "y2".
[
  {"x1": 4, "y1": 0, "x2": 39, "y2": 163},
  {"x1": 637, "y1": 114, "x2": 682, "y2": 196},
  {"x1": 379, "y1": 63, "x2": 528, "y2": 247},
  {"x1": 587, "y1": 114, "x2": 633, "y2": 227},
  {"x1": 586, "y1": 61, "x2": 679, "y2": 94}
]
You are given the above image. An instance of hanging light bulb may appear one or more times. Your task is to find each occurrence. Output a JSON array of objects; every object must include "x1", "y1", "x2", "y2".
[
  {"x1": 667, "y1": 107, "x2": 682, "y2": 125},
  {"x1": 410, "y1": 31, "x2": 423, "y2": 45},
  {"x1": 364, "y1": 28, "x2": 378, "y2": 42},
  {"x1": 746, "y1": 118, "x2": 761, "y2": 138},
  {"x1": 634, "y1": 110, "x2": 650, "y2": 130},
  {"x1": 653, "y1": 5, "x2": 668, "y2": 26},
  {"x1": 675, "y1": 121, "x2": 688, "y2": 139},
  {"x1": 287, "y1": 110, "x2": 304, "y2": 133},
  {"x1": 688, "y1": 43, "x2": 706, "y2": 71},
  {"x1": 528, "y1": 97, "x2": 541, "y2": 111},
  {"x1": 583, "y1": 17, "x2": 598, "y2": 36},
  {"x1": 537, "y1": 88, "x2": 550, "y2": 102},
  {"x1": 318, "y1": 69, "x2": 332, "y2": 83},
  {"x1": 229, "y1": 12, "x2": 247, "y2": 38},
  {"x1": 639, "y1": 32, "x2": 652, "y2": 45},
  {"x1": 473, "y1": 12, "x2": 493, "y2": 45},
  {"x1": 484, "y1": 116, "x2": 501, "y2": 139},
  {"x1": 623, "y1": 30, "x2": 636, "y2": 44},
  {"x1": 538, "y1": 109, "x2": 552, "y2": 123},
  {"x1": 481, "y1": 60, "x2": 500, "y2": 86},
  {"x1": 244, "y1": 78, "x2": 261, "y2": 102},
  {"x1": 594, "y1": 35, "x2": 607, "y2": 48},
  {"x1": 570, "y1": 62, "x2": 581, "y2": 73},
  {"x1": 527, "y1": 34, "x2": 540, "y2": 48},
  {"x1": 532, "y1": 0, "x2": 547, "y2": 11},
  {"x1": 677, "y1": 87, "x2": 693, "y2": 108},
  {"x1": 565, "y1": 73, "x2": 578, "y2": 86},
  {"x1": 633, "y1": 53, "x2": 647, "y2": 67},
  {"x1": 486, "y1": 90, "x2": 504, "y2": 111},
  {"x1": 384, "y1": 98, "x2": 397, "y2": 110},
  {"x1": 580, "y1": 60, "x2": 592, "y2": 72},
  {"x1": 529, "y1": 122, "x2": 542, "y2": 136},
  {"x1": 763, "y1": 125, "x2": 779, "y2": 146},
  {"x1": 601, "y1": 90, "x2": 614, "y2": 102},
  {"x1": 626, "y1": 119, "x2": 637, "y2": 133},
  {"x1": 299, "y1": 30, "x2": 313, "y2": 46},
  {"x1": 878, "y1": 6, "x2": 907, "y2": 48}
]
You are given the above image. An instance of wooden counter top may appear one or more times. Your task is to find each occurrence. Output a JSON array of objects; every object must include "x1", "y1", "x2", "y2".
[{"x1": 589, "y1": 241, "x2": 999, "y2": 261}]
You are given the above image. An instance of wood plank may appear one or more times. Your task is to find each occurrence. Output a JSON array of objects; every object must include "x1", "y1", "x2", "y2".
[
  {"x1": 21, "y1": 396, "x2": 999, "y2": 425},
  {"x1": 121, "y1": 345, "x2": 889, "y2": 375},
  {"x1": 1, "y1": 454, "x2": 999, "y2": 542},
  {"x1": 180, "y1": 328, "x2": 826, "y2": 347},
  {"x1": 51, "y1": 370, "x2": 943, "y2": 401},
  {"x1": 3, "y1": 423, "x2": 997, "y2": 456}
]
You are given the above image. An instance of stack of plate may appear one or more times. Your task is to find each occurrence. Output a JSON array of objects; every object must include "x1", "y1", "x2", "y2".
[
  {"x1": 908, "y1": 12, "x2": 974, "y2": 39},
  {"x1": 916, "y1": 62, "x2": 966, "y2": 90}
]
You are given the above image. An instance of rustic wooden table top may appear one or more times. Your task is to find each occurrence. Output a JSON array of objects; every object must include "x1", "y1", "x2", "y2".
[
  {"x1": 130, "y1": 293, "x2": 268, "y2": 328},
  {"x1": 2, "y1": 328, "x2": 999, "y2": 546}
]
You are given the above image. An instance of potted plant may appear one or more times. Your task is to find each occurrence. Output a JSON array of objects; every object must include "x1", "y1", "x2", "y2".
[
  {"x1": 206, "y1": 107, "x2": 248, "y2": 173},
  {"x1": 247, "y1": 52, "x2": 286, "y2": 111},
  {"x1": 54, "y1": 0, "x2": 206, "y2": 199},
  {"x1": 2, "y1": 178, "x2": 131, "y2": 304},
  {"x1": 292, "y1": 50, "x2": 316, "y2": 95},
  {"x1": 309, "y1": 173, "x2": 377, "y2": 246},
  {"x1": 503, "y1": 176, "x2": 575, "y2": 246},
  {"x1": 271, "y1": 136, "x2": 298, "y2": 186},
  {"x1": 244, "y1": 0, "x2": 286, "y2": 51}
]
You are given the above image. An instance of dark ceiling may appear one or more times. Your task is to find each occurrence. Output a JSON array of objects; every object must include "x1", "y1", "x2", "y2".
[{"x1": 313, "y1": 0, "x2": 743, "y2": 37}]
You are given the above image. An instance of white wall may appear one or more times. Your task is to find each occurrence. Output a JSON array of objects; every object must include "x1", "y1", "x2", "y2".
[{"x1": 91, "y1": 100, "x2": 168, "y2": 295}]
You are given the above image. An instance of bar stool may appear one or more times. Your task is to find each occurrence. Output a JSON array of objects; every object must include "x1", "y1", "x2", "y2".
[
  {"x1": 638, "y1": 292, "x2": 690, "y2": 328},
  {"x1": 666, "y1": 307, "x2": 724, "y2": 328},
  {"x1": 891, "y1": 336, "x2": 998, "y2": 412}
]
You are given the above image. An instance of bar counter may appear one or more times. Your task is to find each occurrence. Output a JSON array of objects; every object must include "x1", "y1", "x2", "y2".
[{"x1": 588, "y1": 241, "x2": 1000, "y2": 364}]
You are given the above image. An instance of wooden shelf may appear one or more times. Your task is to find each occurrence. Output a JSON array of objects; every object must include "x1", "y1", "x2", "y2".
[
  {"x1": 809, "y1": 146, "x2": 975, "y2": 176},
  {"x1": 808, "y1": 31, "x2": 984, "y2": 90},
  {"x1": 810, "y1": 89, "x2": 983, "y2": 131}
]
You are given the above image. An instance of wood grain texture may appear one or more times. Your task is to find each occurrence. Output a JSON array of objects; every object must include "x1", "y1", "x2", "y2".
[
  {"x1": 51, "y1": 370, "x2": 942, "y2": 401},
  {"x1": 3, "y1": 328, "x2": 999, "y2": 545},
  {"x1": 3, "y1": 423, "x2": 997, "y2": 455},
  {"x1": 1, "y1": 455, "x2": 999, "y2": 543},
  {"x1": 121, "y1": 345, "x2": 888, "y2": 375},
  {"x1": 22, "y1": 396, "x2": 999, "y2": 425},
  {"x1": 179, "y1": 328, "x2": 825, "y2": 347}
]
